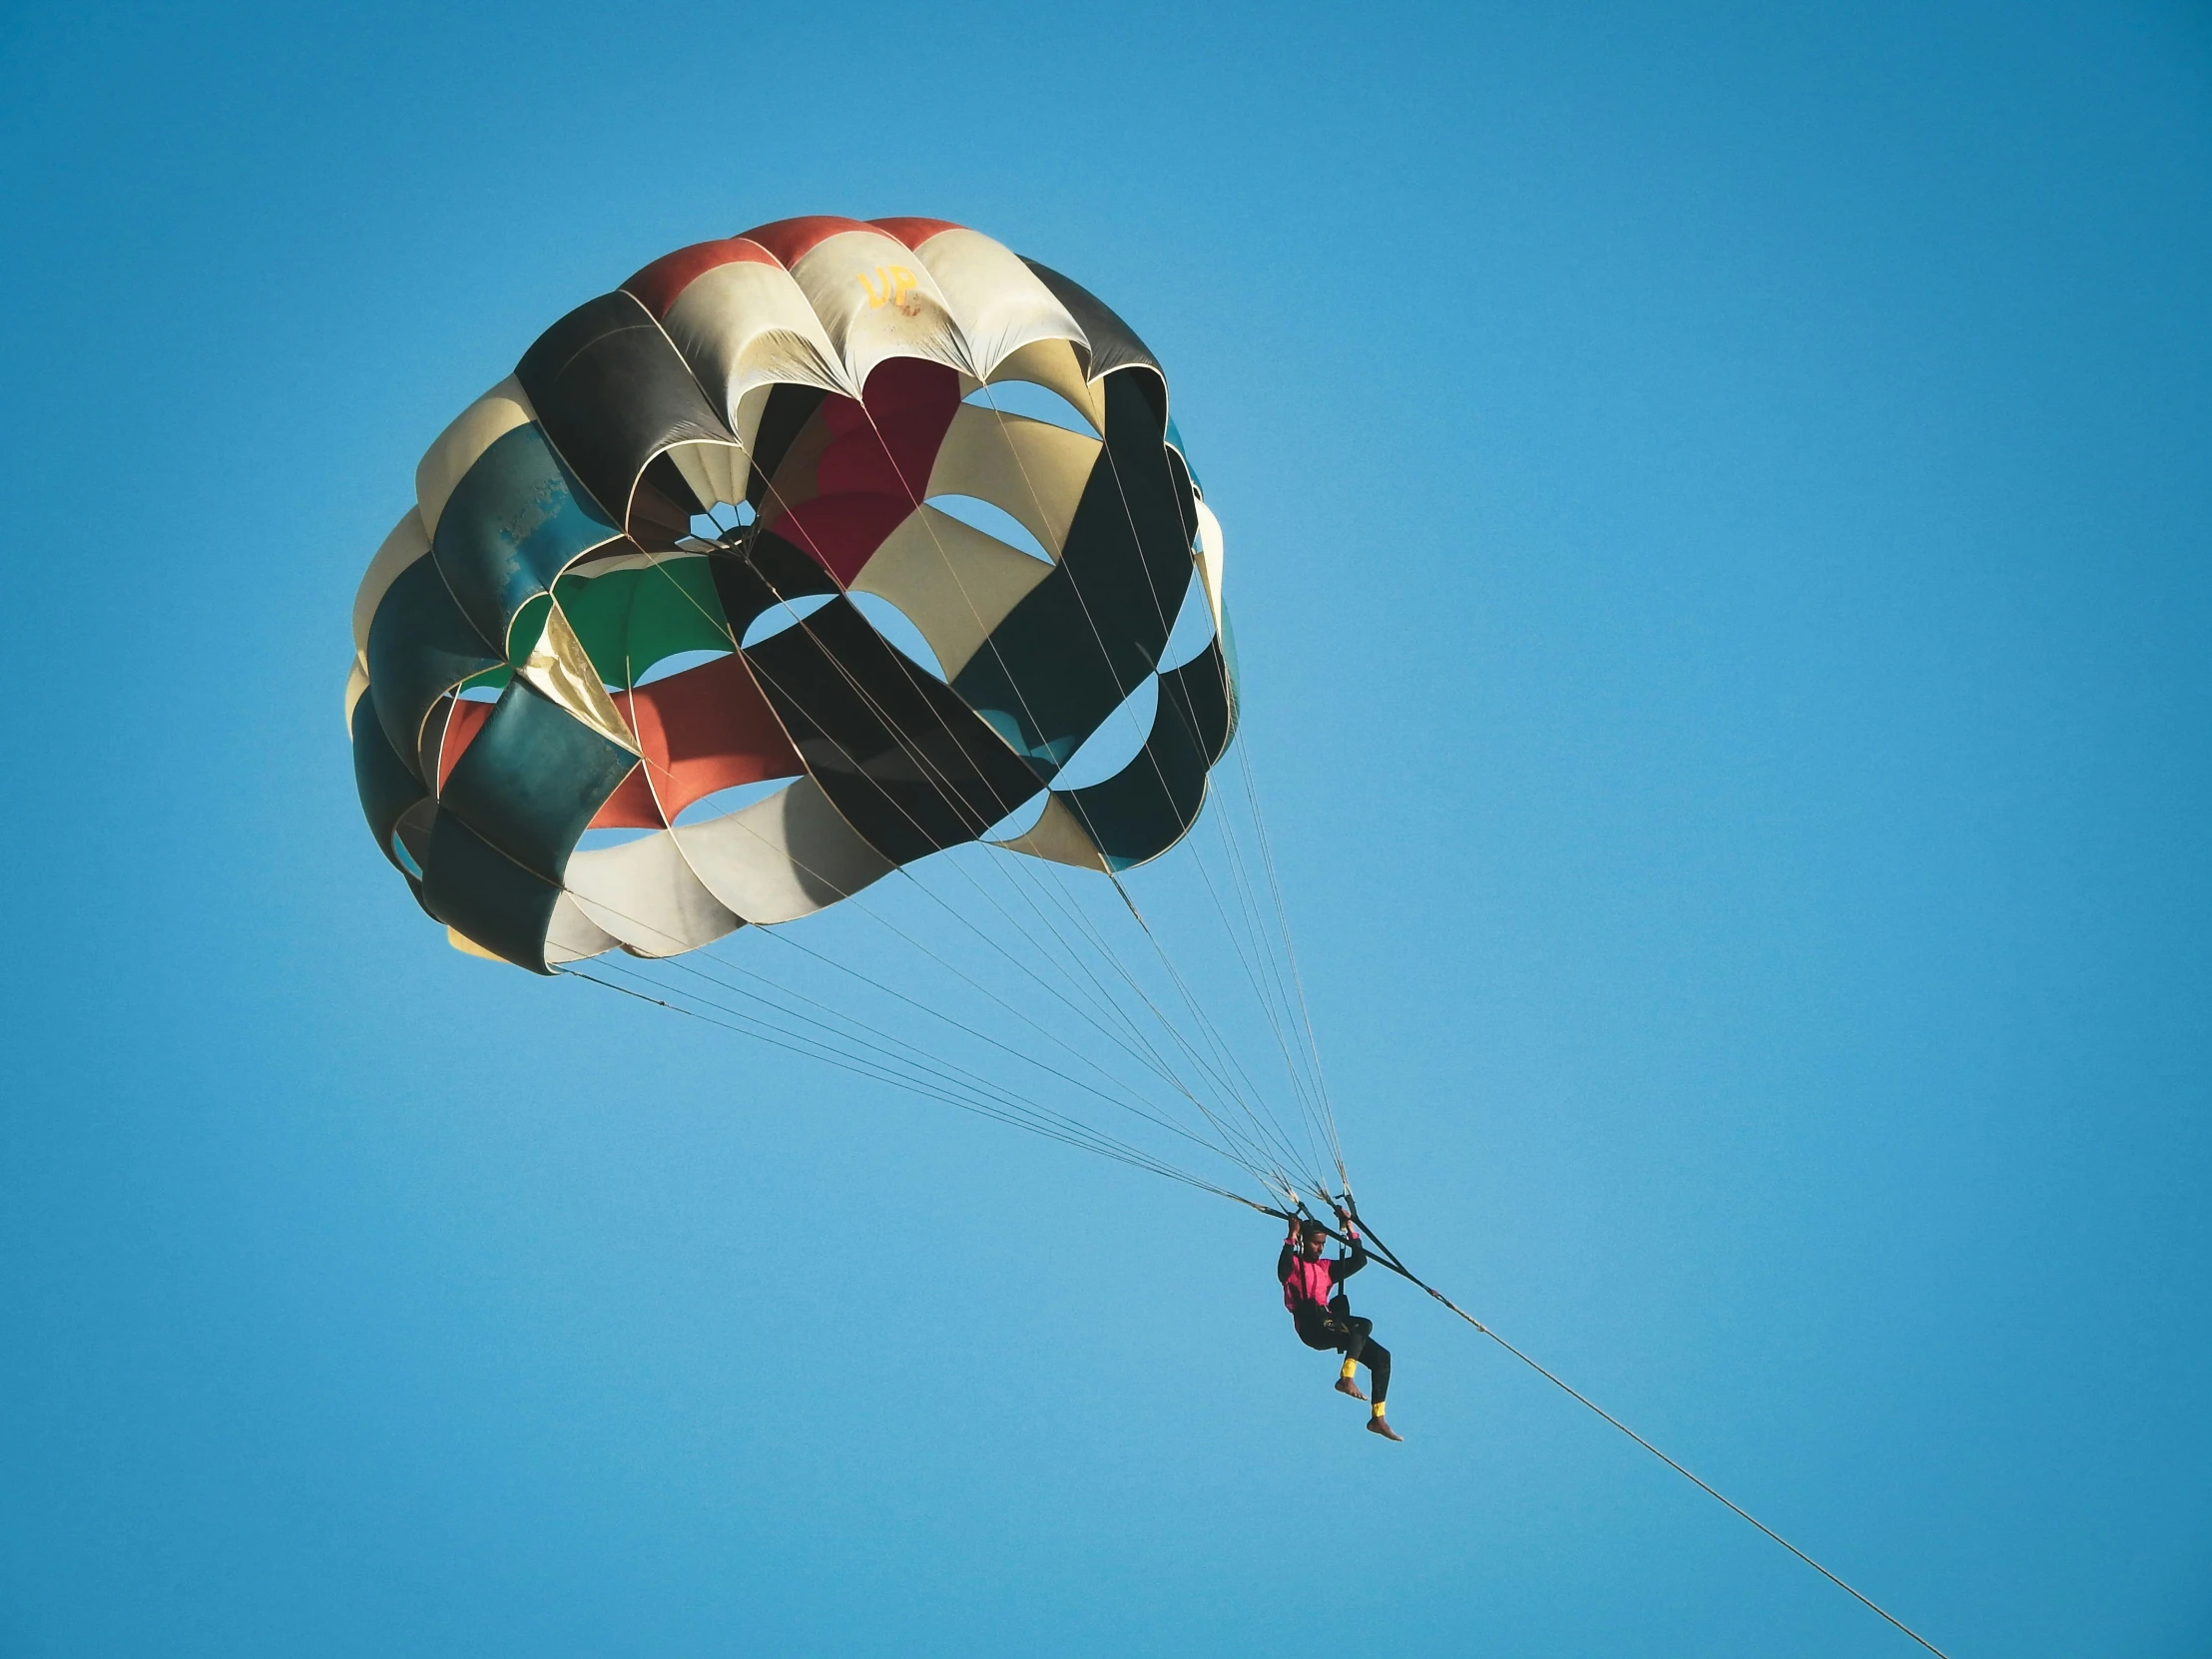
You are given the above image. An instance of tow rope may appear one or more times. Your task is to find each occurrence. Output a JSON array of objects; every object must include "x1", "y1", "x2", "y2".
[{"x1": 1268, "y1": 1199, "x2": 1953, "y2": 1659}]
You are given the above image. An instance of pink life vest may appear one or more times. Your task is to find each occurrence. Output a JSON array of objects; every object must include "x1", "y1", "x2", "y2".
[{"x1": 1283, "y1": 1254, "x2": 1334, "y2": 1314}]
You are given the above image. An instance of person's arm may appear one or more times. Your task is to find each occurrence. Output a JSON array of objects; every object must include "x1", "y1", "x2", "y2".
[
  {"x1": 1332, "y1": 1239, "x2": 1369, "y2": 1283},
  {"x1": 1277, "y1": 1215, "x2": 1300, "y2": 1285},
  {"x1": 1331, "y1": 1212, "x2": 1368, "y2": 1283}
]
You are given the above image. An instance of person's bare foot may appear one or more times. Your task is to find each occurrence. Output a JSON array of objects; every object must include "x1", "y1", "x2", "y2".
[
  {"x1": 1335, "y1": 1376, "x2": 1369, "y2": 1401},
  {"x1": 1367, "y1": 1414, "x2": 1403, "y2": 1441}
]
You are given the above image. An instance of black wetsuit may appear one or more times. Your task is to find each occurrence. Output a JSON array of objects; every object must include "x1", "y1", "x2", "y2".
[{"x1": 1278, "y1": 1238, "x2": 1391, "y2": 1403}]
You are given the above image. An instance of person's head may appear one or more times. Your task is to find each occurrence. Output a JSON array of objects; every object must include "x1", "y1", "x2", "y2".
[{"x1": 1299, "y1": 1221, "x2": 1329, "y2": 1257}]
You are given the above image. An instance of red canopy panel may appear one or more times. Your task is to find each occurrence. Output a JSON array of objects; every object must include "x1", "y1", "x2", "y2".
[
  {"x1": 739, "y1": 216, "x2": 883, "y2": 269},
  {"x1": 436, "y1": 698, "x2": 495, "y2": 793},
  {"x1": 763, "y1": 357, "x2": 961, "y2": 585},
  {"x1": 433, "y1": 657, "x2": 803, "y2": 831},
  {"x1": 589, "y1": 763, "x2": 664, "y2": 829},
  {"x1": 605, "y1": 652, "x2": 805, "y2": 827},
  {"x1": 769, "y1": 494, "x2": 913, "y2": 587},
  {"x1": 622, "y1": 237, "x2": 780, "y2": 319},
  {"x1": 867, "y1": 217, "x2": 964, "y2": 248}
]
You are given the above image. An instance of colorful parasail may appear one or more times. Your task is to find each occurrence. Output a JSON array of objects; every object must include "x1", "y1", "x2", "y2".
[{"x1": 345, "y1": 217, "x2": 1237, "y2": 974}]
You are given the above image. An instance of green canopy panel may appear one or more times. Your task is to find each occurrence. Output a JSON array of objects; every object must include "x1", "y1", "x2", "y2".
[{"x1": 554, "y1": 552, "x2": 735, "y2": 689}]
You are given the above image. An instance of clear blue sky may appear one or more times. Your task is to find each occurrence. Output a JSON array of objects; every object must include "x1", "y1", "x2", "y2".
[{"x1": 3, "y1": 1, "x2": 2208, "y2": 1653}]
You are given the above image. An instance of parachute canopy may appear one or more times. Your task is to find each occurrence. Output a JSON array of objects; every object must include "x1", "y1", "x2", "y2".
[{"x1": 347, "y1": 218, "x2": 1237, "y2": 973}]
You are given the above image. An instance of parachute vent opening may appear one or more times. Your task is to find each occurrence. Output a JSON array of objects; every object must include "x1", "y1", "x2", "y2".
[
  {"x1": 690, "y1": 500, "x2": 756, "y2": 541},
  {"x1": 1049, "y1": 673, "x2": 1159, "y2": 792},
  {"x1": 846, "y1": 591, "x2": 947, "y2": 680},
  {"x1": 1157, "y1": 570, "x2": 1219, "y2": 673},
  {"x1": 456, "y1": 665, "x2": 510, "y2": 702},
  {"x1": 740, "y1": 591, "x2": 835, "y2": 648},
  {"x1": 964, "y1": 377, "x2": 1097, "y2": 436},
  {"x1": 392, "y1": 800, "x2": 436, "y2": 875},
  {"x1": 927, "y1": 494, "x2": 1053, "y2": 564},
  {"x1": 575, "y1": 825, "x2": 661, "y2": 852},
  {"x1": 979, "y1": 790, "x2": 1049, "y2": 842},
  {"x1": 672, "y1": 778, "x2": 791, "y2": 826},
  {"x1": 631, "y1": 647, "x2": 733, "y2": 688}
]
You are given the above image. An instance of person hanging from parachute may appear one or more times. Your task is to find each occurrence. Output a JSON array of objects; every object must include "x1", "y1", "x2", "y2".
[{"x1": 1279, "y1": 1205, "x2": 1401, "y2": 1440}]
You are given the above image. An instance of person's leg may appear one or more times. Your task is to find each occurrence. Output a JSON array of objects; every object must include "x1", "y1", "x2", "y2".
[
  {"x1": 1362, "y1": 1336, "x2": 1401, "y2": 1437},
  {"x1": 1339, "y1": 1315, "x2": 1373, "y2": 1366},
  {"x1": 1334, "y1": 1316, "x2": 1373, "y2": 1397},
  {"x1": 1362, "y1": 1337, "x2": 1390, "y2": 1404}
]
